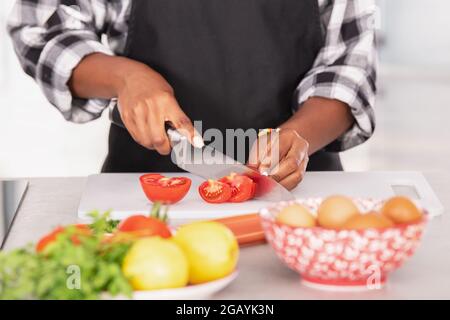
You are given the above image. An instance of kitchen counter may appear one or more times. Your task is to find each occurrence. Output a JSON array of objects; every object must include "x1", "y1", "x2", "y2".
[{"x1": 3, "y1": 172, "x2": 450, "y2": 299}]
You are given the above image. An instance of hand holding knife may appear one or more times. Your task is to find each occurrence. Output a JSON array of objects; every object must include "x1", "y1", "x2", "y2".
[
  {"x1": 113, "y1": 114, "x2": 296, "y2": 201},
  {"x1": 167, "y1": 126, "x2": 294, "y2": 202}
]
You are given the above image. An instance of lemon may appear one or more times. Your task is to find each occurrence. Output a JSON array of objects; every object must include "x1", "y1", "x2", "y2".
[
  {"x1": 122, "y1": 237, "x2": 189, "y2": 290},
  {"x1": 174, "y1": 221, "x2": 239, "y2": 284}
]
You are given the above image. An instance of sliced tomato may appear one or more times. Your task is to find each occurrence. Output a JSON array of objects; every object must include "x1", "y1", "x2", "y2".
[
  {"x1": 219, "y1": 173, "x2": 256, "y2": 202},
  {"x1": 140, "y1": 174, "x2": 191, "y2": 204},
  {"x1": 118, "y1": 214, "x2": 171, "y2": 238},
  {"x1": 36, "y1": 224, "x2": 91, "y2": 253},
  {"x1": 199, "y1": 179, "x2": 232, "y2": 203},
  {"x1": 140, "y1": 173, "x2": 164, "y2": 184}
]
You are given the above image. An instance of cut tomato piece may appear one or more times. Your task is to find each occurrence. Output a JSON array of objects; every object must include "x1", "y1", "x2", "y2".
[
  {"x1": 140, "y1": 173, "x2": 164, "y2": 184},
  {"x1": 118, "y1": 215, "x2": 172, "y2": 238},
  {"x1": 199, "y1": 180, "x2": 232, "y2": 203},
  {"x1": 219, "y1": 173, "x2": 256, "y2": 202},
  {"x1": 140, "y1": 174, "x2": 191, "y2": 204},
  {"x1": 36, "y1": 224, "x2": 91, "y2": 253}
]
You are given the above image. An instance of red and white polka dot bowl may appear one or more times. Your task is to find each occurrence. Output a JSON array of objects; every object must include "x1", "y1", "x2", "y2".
[{"x1": 260, "y1": 198, "x2": 428, "y2": 291}]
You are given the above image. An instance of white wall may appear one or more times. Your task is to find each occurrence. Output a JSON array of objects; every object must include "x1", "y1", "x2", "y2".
[
  {"x1": 0, "y1": 0, "x2": 110, "y2": 178},
  {"x1": 381, "y1": 0, "x2": 450, "y2": 70}
]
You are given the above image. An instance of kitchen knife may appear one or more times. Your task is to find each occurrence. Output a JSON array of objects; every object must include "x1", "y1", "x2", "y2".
[{"x1": 167, "y1": 128, "x2": 295, "y2": 202}]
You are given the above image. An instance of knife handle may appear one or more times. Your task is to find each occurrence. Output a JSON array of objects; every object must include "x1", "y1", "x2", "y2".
[
  {"x1": 167, "y1": 128, "x2": 185, "y2": 144},
  {"x1": 164, "y1": 120, "x2": 187, "y2": 146}
]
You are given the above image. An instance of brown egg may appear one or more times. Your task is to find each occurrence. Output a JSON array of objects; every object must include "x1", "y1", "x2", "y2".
[
  {"x1": 317, "y1": 195, "x2": 360, "y2": 229},
  {"x1": 342, "y1": 212, "x2": 394, "y2": 230},
  {"x1": 381, "y1": 196, "x2": 423, "y2": 224},
  {"x1": 276, "y1": 204, "x2": 316, "y2": 228}
]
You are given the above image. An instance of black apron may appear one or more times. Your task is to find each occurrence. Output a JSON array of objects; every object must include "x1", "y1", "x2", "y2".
[{"x1": 102, "y1": 0, "x2": 342, "y2": 172}]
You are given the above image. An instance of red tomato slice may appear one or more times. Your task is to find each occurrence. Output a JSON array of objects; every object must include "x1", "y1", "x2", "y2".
[
  {"x1": 199, "y1": 180, "x2": 232, "y2": 203},
  {"x1": 219, "y1": 173, "x2": 256, "y2": 202},
  {"x1": 36, "y1": 224, "x2": 91, "y2": 253},
  {"x1": 118, "y1": 215, "x2": 171, "y2": 238},
  {"x1": 140, "y1": 174, "x2": 191, "y2": 204},
  {"x1": 140, "y1": 173, "x2": 164, "y2": 184}
]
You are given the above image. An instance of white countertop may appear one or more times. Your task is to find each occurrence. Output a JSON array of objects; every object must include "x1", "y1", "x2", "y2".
[{"x1": 3, "y1": 172, "x2": 450, "y2": 299}]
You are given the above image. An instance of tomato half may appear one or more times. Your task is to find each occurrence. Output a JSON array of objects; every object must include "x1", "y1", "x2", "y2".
[
  {"x1": 140, "y1": 174, "x2": 191, "y2": 204},
  {"x1": 118, "y1": 215, "x2": 172, "y2": 238},
  {"x1": 36, "y1": 224, "x2": 91, "y2": 253},
  {"x1": 198, "y1": 180, "x2": 232, "y2": 203},
  {"x1": 140, "y1": 173, "x2": 164, "y2": 184},
  {"x1": 219, "y1": 173, "x2": 256, "y2": 202}
]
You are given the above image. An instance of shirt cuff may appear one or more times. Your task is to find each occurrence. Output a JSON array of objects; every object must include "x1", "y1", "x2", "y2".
[
  {"x1": 295, "y1": 66, "x2": 376, "y2": 152},
  {"x1": 36, "y1": 31, "x2": 113, "y2": 123}
]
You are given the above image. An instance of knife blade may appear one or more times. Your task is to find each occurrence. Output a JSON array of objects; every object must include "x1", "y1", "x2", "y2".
[{"x1": 167, "y1": 128, "x2": 295, "y2": 202}]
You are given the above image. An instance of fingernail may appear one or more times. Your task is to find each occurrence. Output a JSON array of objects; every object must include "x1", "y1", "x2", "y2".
[
  {"x1": 193, "y1": 135, "x2": 205, "y2": 148},
  {"x1": 260, "y1": 169, "x2": 270, "y2": 176}
]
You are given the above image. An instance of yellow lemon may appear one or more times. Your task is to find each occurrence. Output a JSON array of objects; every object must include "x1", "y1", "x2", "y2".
[
  {"x1": 174, "y1": 221, "x2": 239, "y2": 284},
  {"x1": 122, "y1": 237, "x2": 189, "y2": 290}
]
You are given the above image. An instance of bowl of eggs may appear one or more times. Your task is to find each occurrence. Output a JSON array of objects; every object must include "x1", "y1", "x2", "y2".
[{"x1": 260, "y1": 196, "x2": 427, "y2": 291}]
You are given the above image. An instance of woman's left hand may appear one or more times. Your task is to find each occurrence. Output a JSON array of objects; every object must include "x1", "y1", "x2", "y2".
[{"x1": 248, "y1": 128, "x2": 309, "y2": 190}]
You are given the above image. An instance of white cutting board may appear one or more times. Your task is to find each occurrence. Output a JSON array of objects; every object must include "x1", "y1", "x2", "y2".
[{"x1": 78, "y1": 171, "x2": 444, "y2": 224}]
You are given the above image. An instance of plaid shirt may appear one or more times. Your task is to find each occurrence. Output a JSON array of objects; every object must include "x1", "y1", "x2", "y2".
[{"x1": 7, "y1": 0, "x2": 377, "y2": 151}]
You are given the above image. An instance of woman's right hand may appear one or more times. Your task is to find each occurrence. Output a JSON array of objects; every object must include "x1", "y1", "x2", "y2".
[
  {"x1": 115, "y1": 62, "x2": 200, "y2": 155},
  {"x1": 70, "y1": 53, "x2": 201, "y2": 155}
]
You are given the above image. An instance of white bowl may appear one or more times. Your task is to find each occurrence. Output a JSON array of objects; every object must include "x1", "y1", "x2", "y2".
[{"x1": 103, "y1": 271, "x2": 238, "y2": 300}]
